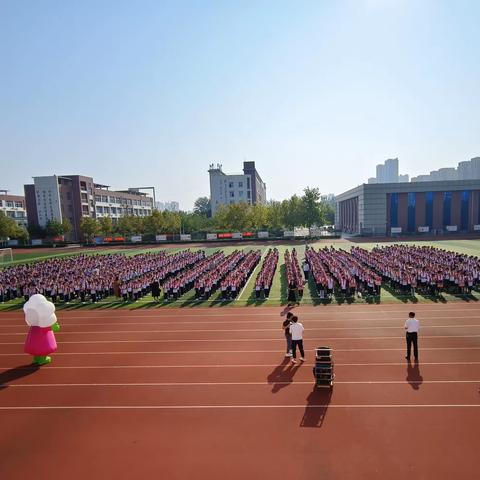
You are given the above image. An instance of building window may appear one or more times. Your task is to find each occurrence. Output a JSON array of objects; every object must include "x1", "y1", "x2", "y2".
[
  {"x1": 407, "y1": 192, "x2": 416, "y2": 232},
  {"x1": 239, "y1": 191, "x2": 244, "y2": 197},
  {"x1": 238, "y1": 182, "x2": 243, "y2": 188},
  {"x1": 247, "y1": 191, "x2": 251, "y2": 199},
  {"x1": 443, "y1": 191, "x2": 452, "y2": 226},
  {"x1": 229, "y1": 182, "x2": 234, "y2": 188},
  {"x1": 230, "y1": 191, "x2": 234, "y2": 198},
  {"x1": 14, "y1": 201, "x2": 23, "y2": 208},
  {"x1": 6, "y1": 201, "x2": 13, "y2": 207},
  {"x1": 460, "y1": 191, "x2": 470, "y2": 230},
  {"x1": 425, "y1": 192, "x2": 433, "y2": 228},
  {"x1": 390, "y1": 193, "x2": 398, "y2": 227},
  {"x1": 247, "y1": 177, "x2": 250, "y2": 189}
]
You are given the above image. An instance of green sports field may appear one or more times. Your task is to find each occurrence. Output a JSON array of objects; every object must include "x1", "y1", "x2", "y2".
[{"x1": 2, "y1": 238, "x2": 480, "y2": 310}]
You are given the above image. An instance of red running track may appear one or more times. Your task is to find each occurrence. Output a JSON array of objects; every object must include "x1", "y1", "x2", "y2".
[{"x1": 0, "y1": 303, "x2": 479, "y2": 480}]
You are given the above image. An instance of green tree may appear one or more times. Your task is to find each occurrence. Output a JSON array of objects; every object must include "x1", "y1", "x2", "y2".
[
  {"x1": 248, "y1": 203, "x2": 269, "y2": 230},
  {"x1": 116, "y1": 215, "x2": 136, "y2": 236},
  {"x1": 282, "y1": 195, "x2": 304, "y2": 229},
  {"x1": 266, "y1": 200, "x2": 284, "y2": 231},
  {"x1": 143, "y1": 210, "x2": 164, "y2": 235},
  {"x1": 214, "y1": 202, "x2": 251, "y2": 231},
  {"x1": 62, "y1": 217, "x2": 72, "y2": 235},
  {"x1": 0, "y1": 212, "x2": 18, "y2": 240},
  {"x1": 45, "y1": 218, "x2": 71, "y2": 238},
  {"x1": 163, "y1": 211, "x2": 181, "y2": 233},
  {"x1": 98, "y1": 216, "x2": 113, "y2": 236},
  {"x1": 193, "y1": 197, "x2": 211, "y2": 217},
  {"x1": 0, "y1": 213, "x2": 29, "y2": 241},
  {"x1": 80, "y1": 217, "x2": 100, "y2": 242},
  {"x1": 301, "y1": 187, "x2": 321, "y2": 226}
]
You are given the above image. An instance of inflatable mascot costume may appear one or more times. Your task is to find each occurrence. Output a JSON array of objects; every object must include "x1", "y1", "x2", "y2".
[{"x1": 23, "y1": 294, "x2": 60, "y2": 365}]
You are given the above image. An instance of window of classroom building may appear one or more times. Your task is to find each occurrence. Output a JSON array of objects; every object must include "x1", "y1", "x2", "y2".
[
  {"x1": 425, "y1": 192, "x2": 434, "y2": 227},
  {"x1": 390, "y1": 193, "x2": 398, "y2": 227},
  {"x1": 407, "y1": 192, "x2": 416, "y2": 232},
  {"x1": 460, "y1": 191, "x2": 470, "y2": 230},
  {"x1": 443, "y1": 191, "x2": 452, "y2": 226},
  {"x1": 230, "y1": 191, "x2": 234, "y2": 198}
]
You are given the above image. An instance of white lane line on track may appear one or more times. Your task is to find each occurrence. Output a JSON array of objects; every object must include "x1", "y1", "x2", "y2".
[
  {"x1": 2, "y1": 324, "x2": 480, "y2": 335},
  {"x1": 3, "y1": 315, "x2": 480, "y2": 326},
  {"x1": 0, "y1": 404, "x2": 479, "y2": 410},
  {"x1": 1, "y1": 346, "x2": 480, "y2": 356},
  {"x1": 2, "y1": 306, "x2": 480, "y2": 321},
  {"x1": 1, "y1": 334, "x2": 480, "y2": 345},
  {"x1": 2, "y1": 361, "x2": 479, "y2": 370},
  {"x1": 2, "y1": 380, "x2": 479, "y2": 387}
]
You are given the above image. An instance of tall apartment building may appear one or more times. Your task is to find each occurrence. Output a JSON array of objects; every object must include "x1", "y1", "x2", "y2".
[
  {"x1": 24, "y1": 175, "x2": 153, "y2": 240},
  {"x1": 0, "y1": 190, "x2": 28, "y2": 228},
  {"x1": 209, "y1": 161, "x2": 267, "y2": 215},
  {"x1": 411, "y1": 157, "x2": 480, "y2": 182},
  {"x1": 155, "y1": 201, "x2": 180, "y2": 212},
  {"x1": 375, "y1": 158, "x2": 399, "y2": 183}
]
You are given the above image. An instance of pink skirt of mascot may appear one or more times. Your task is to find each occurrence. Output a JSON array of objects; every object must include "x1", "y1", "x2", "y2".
[{"x1": 24, "y1": 294, "x2": 61, "y2": 365}]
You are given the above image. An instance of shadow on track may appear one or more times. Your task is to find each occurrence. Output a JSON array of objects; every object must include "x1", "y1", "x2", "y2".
[
  {"x1": 406, "y1": 361, "x2": 423, "y2": 390},
  {"x1": 300, "y1": 386, "x2": 333, "y2": 428},
  {"x1": 0, "y1": 364, "x2": 40, "y2": 391},
  {"x1": 267, "y1": 358, "x2": 300, "y2": 393}
]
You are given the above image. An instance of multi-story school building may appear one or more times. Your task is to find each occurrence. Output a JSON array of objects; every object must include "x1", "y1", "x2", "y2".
[
  {"x1": 209, "y1": 161, "x2": 267, "y2": 215},
  {"x1": 335, "y1": 179, "x2": 480, "y2": 236},
  {"x1": 0, "y1": 190, "x2": 28, "y2": 228},
  {"x1": 24, "y1": 175, "x2": 154, "y2": 240}
]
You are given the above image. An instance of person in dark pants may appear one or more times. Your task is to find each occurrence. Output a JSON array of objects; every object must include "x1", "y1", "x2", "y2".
[
  {"x1": 282, "y1": 312, "x2": 293, "y2": 357},
  {"x1": 404, "y1": 311, "x2": 419, "y2": 361},
  {"x1": 289, "y1": 315, "x2": 305, "y2": 364}
]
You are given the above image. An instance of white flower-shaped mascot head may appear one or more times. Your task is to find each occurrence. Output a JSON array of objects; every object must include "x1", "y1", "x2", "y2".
[{"x1": 24, "y1": 294, "x2": 57, "y2": 328}]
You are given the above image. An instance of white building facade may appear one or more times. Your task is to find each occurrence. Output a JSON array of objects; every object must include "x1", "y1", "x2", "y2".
[{"x1": 209, "y1": 162, "x2": 267, "y2": 215}]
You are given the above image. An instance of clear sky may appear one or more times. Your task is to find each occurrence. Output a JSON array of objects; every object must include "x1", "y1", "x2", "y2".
[{"x1": 1, "y1": 0, "x2": 479, "y2": 209}]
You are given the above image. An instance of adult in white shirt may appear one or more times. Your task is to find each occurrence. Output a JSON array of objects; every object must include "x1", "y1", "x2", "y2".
[
  {"x1": 404, "y1": 311, "x2": 419, "y2": 361},
  {"x1": 289, "y1": 315, "x2": 305, "y2": 364}
]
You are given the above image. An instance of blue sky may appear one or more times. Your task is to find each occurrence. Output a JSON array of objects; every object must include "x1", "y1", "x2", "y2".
[{"x1": 1, "y1": 0, "x2": 479, "y2": 209}]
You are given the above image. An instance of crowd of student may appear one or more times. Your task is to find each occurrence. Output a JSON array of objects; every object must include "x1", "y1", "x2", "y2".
[
  {"x1": 162, "y1": 251, "x2": 225, "y2": 300},
  {"x1": 0, "y1": 250, "x2": 203, "y2": 304},
  {"x1": 350, "y1": 245, "x2": 480, "y2": 295},
  {"x1": 220, "y1": 250, "x2": 261, "y2": 299},
  {"x1": 305, "y1": 246, "x2": 381, "y2": 298},
  {"x1": 3, "y1": 244, "x2": 478, "y2": 305},
  {"x1": 285, "y1": 248, "x2": 304, "y2": 302},
  {"x1": 195, "y1": 250, "x2": 246, "y2": 299},
  {"x1": 254, "y1": 248, "x2": 279, "y2": 298}
]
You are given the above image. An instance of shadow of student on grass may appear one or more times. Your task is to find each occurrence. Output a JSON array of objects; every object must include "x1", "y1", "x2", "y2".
[
  {"x1": 406, "y1": 362, "x2": 423, "y2": 390},
  {"x1": 300, "y1": 387, "x2": 333, "y2": 428},
  {"x1": 0, "y1": 364, "x2": 40, "y2": 391},
  {"x1": 267, "y1": 358, "x2": 300, "y2": 393}
]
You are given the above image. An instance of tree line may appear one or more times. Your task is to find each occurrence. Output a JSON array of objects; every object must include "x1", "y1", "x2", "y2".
[{"x1": 1, "y1": 187, "x2": 334, "y2": 241}]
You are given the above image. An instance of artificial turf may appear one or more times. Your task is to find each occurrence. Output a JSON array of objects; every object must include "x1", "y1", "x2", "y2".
[{"x1": 2, "y1": 239, "x2": 480, "y2": 310}]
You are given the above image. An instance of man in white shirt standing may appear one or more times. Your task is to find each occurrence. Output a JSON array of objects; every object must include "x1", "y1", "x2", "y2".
[
  {"x1": 404, "y1": 311, "x2": 420, "y2": 362},
  {"x1": 289, "y1": 315, "x2": 305, "y2": 364}
]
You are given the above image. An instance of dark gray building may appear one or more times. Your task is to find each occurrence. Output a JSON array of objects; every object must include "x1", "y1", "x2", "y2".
[{"x1": 335, "y1": 179, "x2": 480, "y2": 236}]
